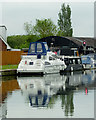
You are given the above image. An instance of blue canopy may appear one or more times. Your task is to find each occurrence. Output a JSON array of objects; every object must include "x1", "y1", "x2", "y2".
[
  {"x1": 81, "y1": 55, "x2": 91, "y2": 64},
  {"x1": 28, "y1": 42, "x2": 50, "y2": 55}
]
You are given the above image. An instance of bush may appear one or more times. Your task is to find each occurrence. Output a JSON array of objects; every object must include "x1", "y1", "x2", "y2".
[{"x1": 7, "y1": 35, "x2": 39, "y2": 49}]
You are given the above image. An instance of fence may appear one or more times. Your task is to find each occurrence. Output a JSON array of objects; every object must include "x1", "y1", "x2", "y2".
[{"x1": 0, "y1": 51, "x2": 26, "y2": 65}]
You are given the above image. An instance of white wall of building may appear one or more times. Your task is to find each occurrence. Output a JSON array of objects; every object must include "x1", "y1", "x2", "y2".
[{"x1": 0, "y1": 26, "x2": 7, "y2": 42}]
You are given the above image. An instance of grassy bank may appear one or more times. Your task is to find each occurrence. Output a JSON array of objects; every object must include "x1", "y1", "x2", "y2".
[{"x1": 1, "y1": 65, "x2": 18, "y2": 70}]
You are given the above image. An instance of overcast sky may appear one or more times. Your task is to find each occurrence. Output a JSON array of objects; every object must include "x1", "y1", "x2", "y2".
[{"x1": 0, "y1": 0, "x2": 95, "y2": 37}]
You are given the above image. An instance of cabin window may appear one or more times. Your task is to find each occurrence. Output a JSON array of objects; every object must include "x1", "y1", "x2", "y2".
[
  {"x1": 69, "y1": 59, "x2": 73, "y2": 64},
  {"x1": 49, "y1": 56, "x2": 52, "y2": 60},
  {"x1": 49, "y1": 56, "x2": 55, "y2": 60},
  {"x1": 30, "y1": 84, "x2": 34, "y2": 88},
  {"x1": 64, "y1": 58, "x2": 69, "y2": 65},
  {"x1": 30, "y1": 44, "x2": 35, "y2": 53},
  {"x1": 78, "y1": 59, "x2": 81, "y2": 64},
  {"x1": 44, "y1": 43, "x2": 48, "y2": 51},
  {"x1": 29, "y1": 62, "x2": 33, "y2": 65},
  {"x1": 45, "y1": 62, "x2": 50, "y2": 65},
  {"x1": 73, "y1": 59, "x2": 75, "y2": 64},
  {"x1": 37, "y1": 43, "x2": 42, "y2": 52},
  {"x1": 75, "y1": 59, "x2": 78, "y2": 64},
  {"x1": 52, "y1": 54, "x2": 59, "y2": 59}
]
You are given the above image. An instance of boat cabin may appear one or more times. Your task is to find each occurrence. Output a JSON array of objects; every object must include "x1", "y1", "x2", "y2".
[
  {"x1": 29, "y1": 94, "x2": 50, "y2": 107},
  {"x1": 64, "y1": 57, "x2": 82, "y2": 66},
  {"x1": 28, "y1": 42, "x2": 50, "y2": 55}
]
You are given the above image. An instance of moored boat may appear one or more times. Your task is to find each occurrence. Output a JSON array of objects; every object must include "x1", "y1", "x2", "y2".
[
  {"x1": 81, "y1": 53, "x2": 96, "y2": 70},
  {"x1": 60, "y1": 56, "x2": 83, "y2": 72},
  {"x1": 17, "y1": 42, "x2": 66, "y2": 75}
]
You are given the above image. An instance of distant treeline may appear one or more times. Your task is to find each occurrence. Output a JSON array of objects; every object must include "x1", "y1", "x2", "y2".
[{"x1": 7, "y1": 35, "x2": 40, "y2": 49}]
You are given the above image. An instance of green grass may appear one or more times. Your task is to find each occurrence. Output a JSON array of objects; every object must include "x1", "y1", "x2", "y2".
[{"x1": 1, "y1": 65, "x2": 18, "y2": 70}]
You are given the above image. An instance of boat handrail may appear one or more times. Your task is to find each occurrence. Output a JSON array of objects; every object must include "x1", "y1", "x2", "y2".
[{"x1": 21, "y1": 53, "x2": 28, "y2": 55}]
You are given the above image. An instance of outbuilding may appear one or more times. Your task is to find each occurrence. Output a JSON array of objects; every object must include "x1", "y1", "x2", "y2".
[
  {"x1": 38, "y1": 36, "x2": 79, "y2": 56},
  {"x1": 38, "y1": 36, "x2": 95, "y2": 55}
]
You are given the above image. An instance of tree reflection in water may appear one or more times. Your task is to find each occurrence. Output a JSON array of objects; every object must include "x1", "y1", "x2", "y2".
[
  {"x1": 48, "y1": 92, "x2": 74, "y2": 116},
  {"x1": 61, "y1": 93, "x2": 74, "y2": 116}
]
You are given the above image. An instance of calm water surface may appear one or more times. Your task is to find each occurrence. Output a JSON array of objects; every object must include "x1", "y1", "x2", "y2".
[{"x1": 0, "y1": 70, "x2": 96, "y2": 118}]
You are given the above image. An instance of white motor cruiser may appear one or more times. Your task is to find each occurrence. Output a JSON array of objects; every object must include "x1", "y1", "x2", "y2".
[{"x1": 17, "y1": 42, "x2": 66, "y2": 75}]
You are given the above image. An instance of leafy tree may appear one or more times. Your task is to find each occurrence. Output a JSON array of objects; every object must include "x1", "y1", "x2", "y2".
[
  {"x1": 34, "y1": 19, "x2": 57, "y2": 38},
  {"x1": 57, "y1": 3, "x2": 73, "y2": 37},
  {"x1": 24, "y1": 19, "x2": 57, "y2": 38},
  {"x1": 7, "y1": 35, "x2": 39, "y2": 49}
]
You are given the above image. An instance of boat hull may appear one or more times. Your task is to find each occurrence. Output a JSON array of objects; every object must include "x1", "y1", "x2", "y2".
[
  {"x1": 65, "y1": 64, "x2": 83, "y2": 72},
  {"x1": 17, "y1": 65, "x2": 65, "y2": 75}
]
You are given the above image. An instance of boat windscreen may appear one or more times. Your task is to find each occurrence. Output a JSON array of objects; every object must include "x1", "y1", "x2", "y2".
[
  {"x1": 29, "y1": 43, "x2": 35, "y2": 53},
  {"x1": 37, "y1": 43, "x2": 43, "y2": 52},
  {"x1": 28, "y1": 42, "x2": 49, "y2": 55},
  {"x1": 44, "y1": 43, "x2": 48, "y2": 51}
]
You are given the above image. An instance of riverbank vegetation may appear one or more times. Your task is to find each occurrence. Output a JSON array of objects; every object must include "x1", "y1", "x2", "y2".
[{"x1": 7, "y1": 35, "x2": 39, "y2": 49}]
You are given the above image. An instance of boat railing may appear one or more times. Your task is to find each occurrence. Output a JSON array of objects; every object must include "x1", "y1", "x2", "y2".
[{"x1": 21, "y1": 52, "x2": 28, "y2": 56}]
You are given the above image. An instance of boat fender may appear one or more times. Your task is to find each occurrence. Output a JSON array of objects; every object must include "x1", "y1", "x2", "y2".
[{"x1": 25, "y1": 61, "x2": 27, "y2": 64}]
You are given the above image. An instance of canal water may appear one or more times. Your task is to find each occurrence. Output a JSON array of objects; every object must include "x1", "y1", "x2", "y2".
[{"x1": 0, "y1": 70, "x2": 96, "y2": 118}]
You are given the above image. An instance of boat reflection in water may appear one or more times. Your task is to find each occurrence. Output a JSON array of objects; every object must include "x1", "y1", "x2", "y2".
[
  {"x1": 16, "y1": 70, "x2": 95, "y2": 117},
  {"x1": 67, "y1": 70, "x2": 96, "y2": 88},
  {"x1": 17, "y1": 74, "x2": 67, "y2": 107}
]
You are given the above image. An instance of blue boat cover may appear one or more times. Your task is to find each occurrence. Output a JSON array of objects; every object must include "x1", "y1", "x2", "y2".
[
  {"x1": 81, "y1": 55, "x2": 91, "y2": 64},
  {"x1": 28, "y1": 42, "x2": 50, "y2": 55}
]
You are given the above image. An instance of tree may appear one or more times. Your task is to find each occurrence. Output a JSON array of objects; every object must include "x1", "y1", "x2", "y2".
[
  {"x1": 24, "y1": 22, "x2": 34, "y2": 35},
  {"x1": 34, "y1": 19, "x2": 57, "y2": 38},
  {"x1": 57, "y1": 3, "x2": 73, "y2": 37},
  {"x1": 7, "y1": 35, "x2": 39, "y2": 49},
  {"x1": 24, "y1": 19, "x2": 57, "y2": 38}
]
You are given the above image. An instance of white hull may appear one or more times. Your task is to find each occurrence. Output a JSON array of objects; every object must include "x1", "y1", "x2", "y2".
[
  {"x1": 17, "y1": 65, "x2": 65, "y2": 74},
  {"x1": 17, "y1": 53, "x2": 66, "y2": 75}
]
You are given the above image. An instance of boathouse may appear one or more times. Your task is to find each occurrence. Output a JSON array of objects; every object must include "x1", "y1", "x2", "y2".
[
  {"x1": 38, "y1": 36, "x2": 79, "y2": 56},
  {"x1": 38, "y1": 36, "x2": 96, "y2": 55}
]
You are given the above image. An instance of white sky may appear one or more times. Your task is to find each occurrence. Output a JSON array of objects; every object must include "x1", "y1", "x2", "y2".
[{"x1": 0, "y1": 0, "x2": 95, "y2": 37}]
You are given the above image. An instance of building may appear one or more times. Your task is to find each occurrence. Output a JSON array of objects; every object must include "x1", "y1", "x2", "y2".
[
  {"x1": 0, "y1": 37, "x2": 7, "y2": 51},
  {"x1": 67, "y1": 37, "x2": 96, "y2": 54},
  {"x1": 0, "y1": 25, "x2": 11, "y2": 51},
  {"x1": 38, "y1": 36, "x2": 95, "y2": 55},
  {"x1": 38, "y1": 36, "x2": 79, "y2": 56}
]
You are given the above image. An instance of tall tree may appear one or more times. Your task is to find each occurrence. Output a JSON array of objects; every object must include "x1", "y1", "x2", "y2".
[
  {"x1": 24, "y1": 22, "x2": 33, "y2": 35},
  {"x1": 57, "y1": 3, "x2": 73, "y2": 37}
]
